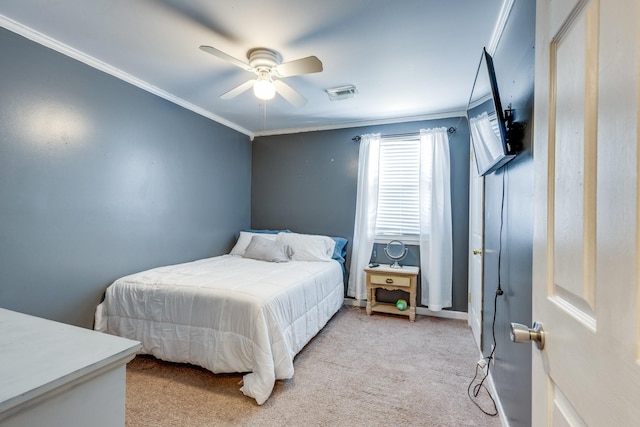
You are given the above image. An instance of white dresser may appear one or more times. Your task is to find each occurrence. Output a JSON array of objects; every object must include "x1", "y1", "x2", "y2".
[{"x1": 0, "y1": 308, "x2": 140, "y2": 427}]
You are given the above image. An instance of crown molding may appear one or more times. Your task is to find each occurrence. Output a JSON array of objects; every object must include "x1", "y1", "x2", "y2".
[
  {"x1": 0, "y1": 14, "x2": 254, "y2": 139},
  {"x1": 0, "y1": 7, "x2": 509, "y2": 141},
  {"x1": 486, "y1": 0, "x2": 516, "y2": 56},
  {"x1": 252, "y1": 110, "x2": 467, "y2": 138}
]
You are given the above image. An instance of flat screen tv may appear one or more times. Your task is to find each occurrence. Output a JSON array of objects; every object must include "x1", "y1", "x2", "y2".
[{"x1": 467, "y1": 48, "x2": 516, "y2": 176}]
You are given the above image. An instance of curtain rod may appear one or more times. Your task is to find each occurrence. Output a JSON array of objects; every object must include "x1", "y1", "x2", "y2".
[{"x1": 351, "y1": 126, "x2": 456, "y2": 142}]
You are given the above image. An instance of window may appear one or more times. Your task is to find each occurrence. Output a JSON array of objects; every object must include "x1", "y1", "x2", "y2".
[{"x1": 375, "y1": 136, "x2": 432, "y2": 242}]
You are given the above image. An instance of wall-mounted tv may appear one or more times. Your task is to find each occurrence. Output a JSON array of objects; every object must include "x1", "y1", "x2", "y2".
[{"x1": 467, "y1": 48, "x2": 516, "y2": 176}]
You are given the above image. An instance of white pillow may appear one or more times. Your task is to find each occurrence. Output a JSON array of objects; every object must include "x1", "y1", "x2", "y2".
[
  {"x1": 276, "y1": 232, "x2": 336, "y2": 262},
  {"x1": 230, "y1": 231, "x2": 277, "y2": 256},
  {"x1": 243, "y1": 235, "x2": 292, "y2": 263}
]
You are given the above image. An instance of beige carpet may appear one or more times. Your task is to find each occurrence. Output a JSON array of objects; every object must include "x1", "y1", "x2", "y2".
[{"x1": 125, "y1": 306, "x2": 501, "y2": 426}]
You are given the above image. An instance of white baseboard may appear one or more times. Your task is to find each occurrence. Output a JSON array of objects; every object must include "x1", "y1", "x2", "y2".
[{"x1": 343, "y1": 297, "x2": 468, "y2": 321}]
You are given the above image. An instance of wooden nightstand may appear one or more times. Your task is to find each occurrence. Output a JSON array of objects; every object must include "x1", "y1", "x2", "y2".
[{"x1": 365, "y1": 264, "x2": 419, "y2": 322}]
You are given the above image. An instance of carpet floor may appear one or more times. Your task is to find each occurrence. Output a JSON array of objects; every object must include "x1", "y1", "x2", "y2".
[{"x1": 125, "y1": 306, "x2": 501, "y2": 426}]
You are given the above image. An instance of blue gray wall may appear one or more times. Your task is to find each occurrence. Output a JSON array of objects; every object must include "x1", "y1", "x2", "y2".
[
  {"x1": 251, "y1": 118, "x2": 471, "y2": 312},
  {"x1": 0, "y1": 28, "x2": 252, "y2": 328},
  {"x1": 481, "y1": 0, "x2": 535, "y2": 424}
]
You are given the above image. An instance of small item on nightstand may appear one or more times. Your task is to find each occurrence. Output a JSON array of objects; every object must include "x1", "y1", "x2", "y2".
[
  {"x1": 384, "y1": 240, "x2": 408, "y2": 268},
  {"x1": 368, "y1": 262, "x2": 379, "y2": 268},
  {"x1": 396, "y1": 299, "x2": 407, "y2": 311}
]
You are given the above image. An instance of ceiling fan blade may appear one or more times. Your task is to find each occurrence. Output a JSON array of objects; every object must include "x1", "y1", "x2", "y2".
[
  {"x1": 274, "y1": 56, "x2": 323, "y2": 77},
  {"x1": 274, "y1": 80, "x2": 307, "y2": 107},
  {"x1": 199, "y1": 45, "x2": 252, "y2": 71},
  {"x1": 220, "y1": 80, "x2": 256, "y2": 99}
]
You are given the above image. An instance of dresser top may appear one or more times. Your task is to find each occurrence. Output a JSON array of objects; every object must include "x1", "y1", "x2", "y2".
[{"x1": 0, "y1": 308, "x2": 140, "y2": 416}]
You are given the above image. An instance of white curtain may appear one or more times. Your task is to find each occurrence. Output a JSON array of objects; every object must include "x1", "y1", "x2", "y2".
[
  {"x1": 419, "y1": 128, "x2": 452, "y2": 311},
  {"x1": 347, "y1": 133, "x2": 380, "y2": 300}
]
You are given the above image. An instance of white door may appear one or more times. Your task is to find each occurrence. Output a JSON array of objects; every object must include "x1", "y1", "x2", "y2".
[
  {"x1": 531, "y1": 0, "x2": 640, "y2": 425},
  {"x1": 468, "y1": 149, "x2": 484, "y2": 349}
]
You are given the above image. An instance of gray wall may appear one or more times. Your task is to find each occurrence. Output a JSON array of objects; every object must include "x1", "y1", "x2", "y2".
[
  {"x1": 0, "y1": 28, "x2": 252, "y2": 328},
  {"x1": 481, "y1": 0, "x2": 535, "y2": 424},
  {"x1": 252, "y1": 118, "x2": 471, "y2": 312}
]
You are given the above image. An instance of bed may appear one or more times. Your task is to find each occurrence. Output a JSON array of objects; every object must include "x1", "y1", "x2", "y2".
[{"x1": 94, "y1": 231, "x2": 346, "y2": 405}]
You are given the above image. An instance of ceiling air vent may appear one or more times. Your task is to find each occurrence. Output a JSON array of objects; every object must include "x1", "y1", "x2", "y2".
[{"x1": 325, "y1": 85, "x2": 358, "y2": 101}]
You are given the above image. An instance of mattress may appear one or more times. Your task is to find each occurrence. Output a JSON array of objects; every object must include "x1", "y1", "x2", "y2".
[{"x1": 94, "y1": 254, "x2": 344, "y2": 404}]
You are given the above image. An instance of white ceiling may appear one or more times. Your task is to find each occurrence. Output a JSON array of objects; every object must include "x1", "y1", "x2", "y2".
[{"x1": 0, "y1": 0, "x2": 508, "y2": 138}]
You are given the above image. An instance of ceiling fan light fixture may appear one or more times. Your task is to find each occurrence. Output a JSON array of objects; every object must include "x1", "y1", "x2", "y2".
[
  {"x1": 200, "y1": 45, "x2": 320, "y2": 106},
  {"x1": 254, "y1": 72, "x2": 276, "y2": 100}
]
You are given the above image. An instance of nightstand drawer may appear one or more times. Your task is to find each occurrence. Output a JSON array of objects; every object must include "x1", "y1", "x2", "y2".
[{"x1": 369, "y1": 274, "x2": 411, "y2": 288}]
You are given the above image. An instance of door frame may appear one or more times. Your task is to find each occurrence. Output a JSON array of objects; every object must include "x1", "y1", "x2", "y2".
[{"x1": 468, "y1": 148, "x2": 485, "y2": 350}]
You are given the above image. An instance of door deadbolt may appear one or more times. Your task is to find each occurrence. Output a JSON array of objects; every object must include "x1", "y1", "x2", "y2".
[
  {"x1": 473, "y1": 249, "x2": 482, "y2": 255},
  {"x1": 510, "y1": 322, "x2": 545, "y2": 350}
]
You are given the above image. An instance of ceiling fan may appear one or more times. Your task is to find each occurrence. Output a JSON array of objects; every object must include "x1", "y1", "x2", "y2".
[{"x1": 199, "y1": 45, "x2": 323, "y2": 107}]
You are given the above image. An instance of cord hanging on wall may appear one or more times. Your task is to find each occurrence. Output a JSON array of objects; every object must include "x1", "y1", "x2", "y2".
[{"x1": 467, "y1": 163, "x2": 509, "y2": 417}]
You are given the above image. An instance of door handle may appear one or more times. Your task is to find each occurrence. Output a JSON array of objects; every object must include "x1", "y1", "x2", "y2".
[
  {"x1": 510, "y1": 322, "x2": 545, "y2": 350},
  {"x1": 473, "y1": 249, "x2": 482, "y2": 255}
]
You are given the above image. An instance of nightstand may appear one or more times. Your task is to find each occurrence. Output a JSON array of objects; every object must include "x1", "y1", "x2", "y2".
[{"x1": 364, "y1": 264, "x2": 419, "y2": 322}]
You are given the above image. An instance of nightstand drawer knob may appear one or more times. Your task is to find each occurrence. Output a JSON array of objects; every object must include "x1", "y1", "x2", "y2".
[{"x1": 386, "y1": 278, "x2": 394, "y2": 284}]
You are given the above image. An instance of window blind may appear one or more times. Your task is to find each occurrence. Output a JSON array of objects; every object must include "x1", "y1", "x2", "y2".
[{"x1": 375, "y1": 137, "x2": 421, "y2": 239}]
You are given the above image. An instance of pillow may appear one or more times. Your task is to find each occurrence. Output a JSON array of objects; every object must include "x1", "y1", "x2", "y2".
[
  {"x1": 330, "y1": 237, "x2": 349, "y2": 264},
  {"x1": 277, "y1": 232, "x2": 336, "y2": 262},
  {"x1": 230, "y1": 231, "x2": 277, "y2": 256},
  {"x1": 243, "y1": 228, "x2": 292, "y2": 234},
  {"x1": 243, "y1": 235, "x2": 292, "y2": 263}
]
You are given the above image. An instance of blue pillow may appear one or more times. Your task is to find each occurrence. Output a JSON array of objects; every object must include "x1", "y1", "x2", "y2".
[{"x1": 330, "y1": 237, "x2": 348, "y2": 264}]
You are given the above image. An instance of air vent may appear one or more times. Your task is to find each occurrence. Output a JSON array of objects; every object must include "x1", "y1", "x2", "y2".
[{"x1": 325, "y1": 85, "x2": 358, "y2": 101}]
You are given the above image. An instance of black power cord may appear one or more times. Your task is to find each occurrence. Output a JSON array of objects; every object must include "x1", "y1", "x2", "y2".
[
  {"x1": 467, "y1": 165, "x2": 508, "y2": 416},
  {"x1": 467, "y1": 289, "x2": 500, "y2": 416}
]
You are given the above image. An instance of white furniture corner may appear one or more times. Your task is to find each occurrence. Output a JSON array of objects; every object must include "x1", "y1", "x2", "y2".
[{"x1": 0, "y1": 308, "x2": 140, "y2": 427}]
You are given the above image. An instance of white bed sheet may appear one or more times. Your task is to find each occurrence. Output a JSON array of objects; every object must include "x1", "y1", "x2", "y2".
[{"x1": 94, "y1": 254, "x2": 344, "y2": 405}]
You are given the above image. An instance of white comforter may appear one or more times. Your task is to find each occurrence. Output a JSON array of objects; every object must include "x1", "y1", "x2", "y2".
[{"x1": 94, "y1": 255, "x2": 344, "y2": 404}]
